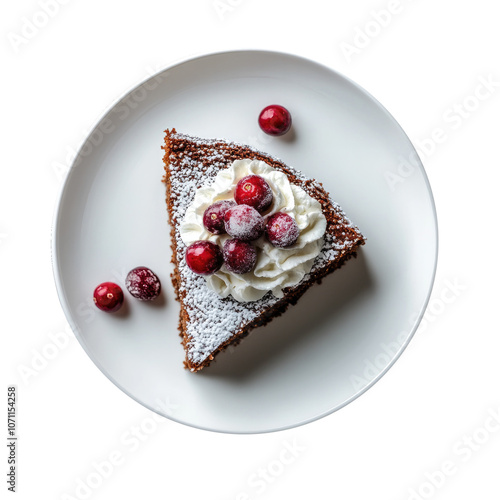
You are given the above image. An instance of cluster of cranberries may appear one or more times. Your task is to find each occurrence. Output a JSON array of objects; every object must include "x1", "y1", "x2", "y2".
[
  {"x1": 93, "y1": 266, "x2": 161, "y2": 313},
  {"x1": 185, "y1": 174, "x2": 299, "y2": 276}
]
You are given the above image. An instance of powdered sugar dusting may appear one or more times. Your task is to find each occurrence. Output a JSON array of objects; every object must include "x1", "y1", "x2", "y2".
[
  {"x1": 266, "y1": 212, "x2": 299, "y2": 248},
  {"x1": 164, "y1": 130, "x2": 364, "y2": 367},
  {"x1": 125, "y1": 267, "x2": 161, "y2": 301},
  {"x1": 224, "y1": 204, "x2": 265, "y2": 241}
]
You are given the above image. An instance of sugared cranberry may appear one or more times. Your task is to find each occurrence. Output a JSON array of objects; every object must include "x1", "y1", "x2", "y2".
[
  {"x1": 223, "y1": 239, "x2": 257, "y2": 274},
  {"x1": 234, "y1": 175, "x2": 273, "y2": 212},
  {"x1": 224, "y1": 204, "x2": 265, "y2": 241},
  {"x1": 266, "y1": 212, "x2": 299, "y2": 248},
  {"x1": 125, "y1": 266, "x2": 161, "y2": 301},
  {"x1": 258, "y1": 105, "x2": 292, "y2": 136},
  {"x1": 93, "y1": 282, "x2": 124, "y2": 313},
  {"x1": 203, "y1": 200, "x2": 236, "y2": 234},
  {"x1": 185, "y1": 240, "x2": 223, "y2": 275}
]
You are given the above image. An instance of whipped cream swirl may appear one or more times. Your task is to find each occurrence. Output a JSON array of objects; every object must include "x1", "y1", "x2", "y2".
[{"x1": 180, "y1": 159, "x2": 327, "y2": 302}]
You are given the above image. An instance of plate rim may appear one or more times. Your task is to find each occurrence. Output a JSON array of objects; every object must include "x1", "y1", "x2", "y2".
[{"x1": 51, "y1": 48, "x2": 439, "y2": 434}]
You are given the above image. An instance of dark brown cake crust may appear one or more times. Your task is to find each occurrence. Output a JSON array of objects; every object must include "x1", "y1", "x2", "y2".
[{"x1": 162, "y1": 128, "x2": 365, "y2": 372}]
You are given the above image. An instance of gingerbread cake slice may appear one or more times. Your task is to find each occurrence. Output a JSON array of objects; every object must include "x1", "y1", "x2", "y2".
[{"x1": 162, "y1": 128, "x2": 365, "y2": 372}]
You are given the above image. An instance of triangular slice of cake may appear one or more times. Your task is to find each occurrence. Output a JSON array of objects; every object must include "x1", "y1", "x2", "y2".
[{"x1": 162, "y1": 129, "x2": 365, "y2": 372}]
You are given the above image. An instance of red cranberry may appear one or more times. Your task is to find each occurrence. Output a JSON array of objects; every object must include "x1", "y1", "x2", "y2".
[
  {"x1": 266, "y1": 212, "x2": 299, "y2": 248},
  {"x1": 258, "y1": 105, "x2": 292, "y2": 136},
  {"x1": 224, "y1": 204, "x2": 265, "y2": 241},
  {"x1": 223, "y1": 239, "x2": 257, "y2": 274},
  {"x1": 203, "y1": 200, "x2": 236, "y2": 234},
  {"x1": 125, "y1": 267, "x2": 161, "y2": 301},
  {"x1": 93, "y1": 282, "x2": 124, "y2": 313},
  {"x1": 185, "y1": 240, "x2": 223, "y2": 275},
  {"x1": 234, "y1": 175, "x2": 273, "y2": 212}
]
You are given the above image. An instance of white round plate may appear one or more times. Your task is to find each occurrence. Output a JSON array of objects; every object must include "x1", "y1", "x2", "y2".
[{"x1": 53, "y1": 50, "x2": 437, "y2": 434}]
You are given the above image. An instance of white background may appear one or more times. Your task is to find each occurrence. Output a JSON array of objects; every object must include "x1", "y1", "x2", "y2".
[{"x1": 2, "y1": 0, "x2": 499, "y2": 498}]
